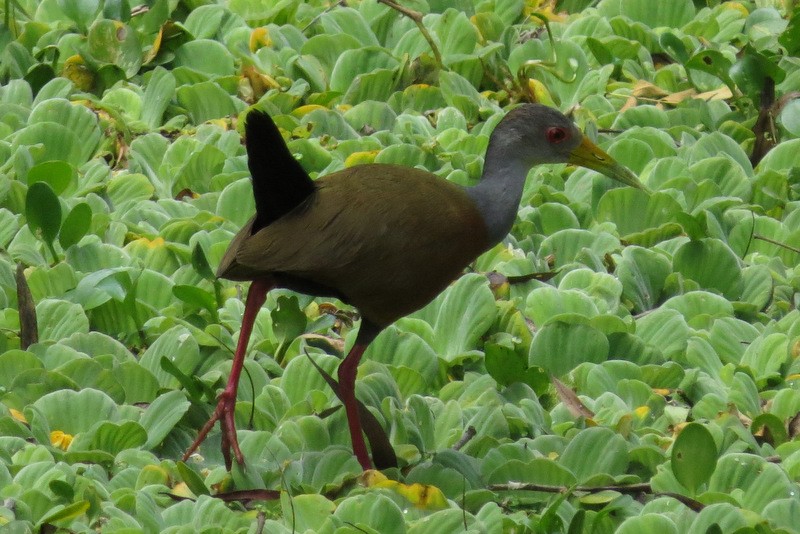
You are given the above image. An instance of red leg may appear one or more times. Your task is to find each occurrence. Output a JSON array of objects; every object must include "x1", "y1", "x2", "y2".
[
  {"x1": 337, "y1": 322, "x2": 380, "y2": 470},
  {"x1": 183, "y1": 279, "x2": 272, "y2": 469}
]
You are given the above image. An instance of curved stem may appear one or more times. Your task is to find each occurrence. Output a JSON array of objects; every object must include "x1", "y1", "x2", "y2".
[{"x1": 378, "y1": 0, "x2": 443, "y2": 70}]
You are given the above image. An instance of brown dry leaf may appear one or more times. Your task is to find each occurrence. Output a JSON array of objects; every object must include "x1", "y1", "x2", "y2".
[
  {"x1": 660, "y1": 88, "x2": 698, "y2": 106},
  {"x1": 241, "y1": 66, "x2": 280, "y2": 101},
  {"x1": 620, "y1": 95, "x2": 638, "y2": 112},
  {"x1": 789, "y1": 413, "x2": 800, "y2": 439},
  {"x1": 696, "y1": 86, "x2": 734, "y2": 101},
  {"x1": 632, "y1": 80, "x2": 670, "y2": 99},
  {"x1": 301, "y1": 333, "x2": 345, "y2": 353},
  {"x1": 16, "y1": 263, "x2": 38, "y2": 349},
  {"x1": 552, "y1": 377, "x2": 595, "y2": 419}
]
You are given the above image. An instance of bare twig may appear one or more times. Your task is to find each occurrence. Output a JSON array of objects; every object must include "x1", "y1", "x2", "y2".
[
  {"x1": 488, "y1": 482, "x2": 705, "y2": 512},
  {"x1": 552, "y1": 378, "x2": 595, "y2": 419},
  {"x1": 301, "y1": 0, "x2": 346, "y2": 32},
  {"x1": 753, "y1": 234, "x2": 800, "y2": 255},
  {"x1": 378, "y1": 0, "x2": 443, "y2": 69},
  {"x1": 452, "y1": 426, "x2": 477, "y2": 451},
  {"x1": 15, "y1": 263, "x2": 38, "y2": 349}
]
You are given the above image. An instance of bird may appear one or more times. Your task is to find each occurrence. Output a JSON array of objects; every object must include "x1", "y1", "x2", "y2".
[{"x1": 182, "y1": 103, "x2": 647, "y2": 471}]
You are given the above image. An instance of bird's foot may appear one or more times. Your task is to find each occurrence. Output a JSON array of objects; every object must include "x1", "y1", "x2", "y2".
[{"x1": 183, "y1": 390, "x2": 243, "y2": 470}]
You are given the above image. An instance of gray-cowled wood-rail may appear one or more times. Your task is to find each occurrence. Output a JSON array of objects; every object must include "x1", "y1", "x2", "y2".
[{"x1": 183, "y1": 104, "x2": 647, "y2": 471}]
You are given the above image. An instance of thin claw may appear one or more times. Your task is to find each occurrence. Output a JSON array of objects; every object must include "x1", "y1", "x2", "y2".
[
  {"x1": 221, "y1": 400, "x2": 244, "y2": 467},
  {"x1": 183, "y1": 279, "x2": 272, "y2": 470},
  {"x1": 183, "y1": 392, "x2": 245, "y2": 470},
  {"x1": 182, "y1": 411, "x2": 222, "y2": 461}
]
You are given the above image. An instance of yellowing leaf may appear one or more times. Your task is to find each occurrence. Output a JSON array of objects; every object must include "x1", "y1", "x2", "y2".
[
  {"x1": 51, "y1": 430, "x2": 73, "y2": 450},
  {"x1": 291, "y1": 104, "x2": 328, "y2": 117},
  {"x1": 721, "y1": 2, "x2": 749, "y2": 16},
  {"x1": 250, "y1": 27, "x2": 272, "y2": 51},
  {"x1": 361, "y1": 470, "x2": 447, "y2": 509},
  {"x1": 171, "y1": 481, "x2": 194, "y2": 498},
  {"x1": 524, "y1": 0, "x2": 565, "y2": 23},
  {"x1": 242, "y1": 65, "x2": 280, "y2": 100},
  {"x1": 62, "y1": 55, "x2": 95, "y2": 92},
  {"x1": 139, "y1": 237, "x2": 165, "y2": 249},
  {"x1": 10, "y1": 409, "x2": 27, "y2": 424},
  {"x1": 143, "y1": 27, "x2": 163, "y2": 65},
  {"x1": 208, "y1": 119, "x2": 229, "y2": 130},
  {"x1": 634, "y1": 406, "x2": 650, "y2": 419},
  {"x1": 527, "y1": 79, "x2": 556, "y2": 107},
  {"x1": 344, "y1": 150, "x2": 379, "y2": 167}
]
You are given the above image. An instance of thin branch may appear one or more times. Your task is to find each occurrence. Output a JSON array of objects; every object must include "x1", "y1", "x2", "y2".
[
  {"x1": 378, "y1": 0, "x2": 443, "y2": 70},
  {"x1": 301, "y1": 0, "x2": 346, "y2": 32},
  {"x1": 490, "y1": 481, "x2": 651, "y2": 493},
  {"x1": 452, "y1": 426, "x2": 476, "y2": 451},
  {"x1": 488, "y1": 482, "x2": 705, "y2": 512},
  {"x1": 753, "y1": 233, "x2": 800, "y2": 254},
  {"x1": 15, "y1": 263, "x2": 38, "y2": 349}
]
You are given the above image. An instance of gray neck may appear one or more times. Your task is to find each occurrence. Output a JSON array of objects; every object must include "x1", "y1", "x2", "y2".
[{"x1": 465, "y1": 141, "x2": 531, "y2": 245}]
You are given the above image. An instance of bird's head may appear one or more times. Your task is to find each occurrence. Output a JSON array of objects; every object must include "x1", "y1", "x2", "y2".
[{"x1": 492, "y1": 104, "x2": 648, "y2": 191}]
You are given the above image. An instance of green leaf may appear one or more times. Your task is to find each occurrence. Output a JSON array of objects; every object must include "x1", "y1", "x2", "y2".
[
  {"x1": 750, "y1": 413, "x2": 788, "y2": 446},
  {"x1": 25, "y1": 181, "x2": 62, "y2": 253},
  {"x1": 176, "y1": 461, "x2": 210, "y2": 496},
  {"x1": 176, "y1": 82, "x2": 240, "y2": 124},
  {"x1": 139, "y1": 390, "x2": 191, "y2": 449},
  {"x1": 31, "y1": 388, "x2": 118, "y2": 435},
  {"x1": 597, "y1": 0, "x2": 695, "y2": 28},
  {"x1": 329, "y1": 47, "x2": 399, "y2": 94},
  {"x1": 616, "y1": 246, "x2": 671, "y2": 312},
  {"x1": 37, "y1": 500, "x2": 91, "y2": 527},
  {"x1": 26, "y1": 161, "x2": 76, "y2": 195},
  {"x1": 57, "y1": 0, "x2": 101, "y2": 31},
  {"x1": 671, "y1": 422, "x2": 717, "y2": 494},
  {"x1": 525, "y1": 286, "x2": 598, "y2": 325},
  {"x1": 141, "y1": 67, "x2": 176, "y2": 129},
  {"x1": 173, "y1": 285, "x2": 217, "y2": 317},
  {"x1": 596, "y1": 190, "x2": 681, "y2": 236},
  {"x1": 86, "y1": 19, "x2": 143, "y2": 78},
  {"x1": 485, "y1": 343, "x2": 548, "y2": 392},
  {"x1": 139, "y1": 326, "x2": 201, "y2": 388},
  {"x1": 284, "y1": 493, "x2": 337, "y2": 533},
  {"x1": 271, "y1": 295, "x2": 307, "y2": 347},
  {"x1": 529, "y1": 321, "x2": 609, "y2": 376},
  {"x1": 174, "y1": 40, "x2": 236, "y2": 77},
  {"x1": 559, "y1": 427, "x2": 629, "y2": 481},
  {"x1": 191, "y1": 243, "x2": 215, "y2": 280},
  {"x1": 37, "y1": 299, "x2": 90, "y2": 341},
  {"x1": 616, "y1": 514, "x2": 678, "y2": 534},
  {"x1": 673, "y1": 239, "x2": 744, "y2": 300},
  {"x1": 411, "y1": 273, "x2": 496, "y2": 362},
  {"x1": 709, "y1": 454, "x2": 794, "y2": 513},
  {"x1": 58, "y1": 202, "x2": 92, "y2": 250},
  {"x1": 91, "y1": 421, "x2": 148, "y2": 454}
]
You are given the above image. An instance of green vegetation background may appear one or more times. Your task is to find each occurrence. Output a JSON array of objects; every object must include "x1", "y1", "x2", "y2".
[{"x1": 1, "y1": 0, "x2": 800, "y2": 532}]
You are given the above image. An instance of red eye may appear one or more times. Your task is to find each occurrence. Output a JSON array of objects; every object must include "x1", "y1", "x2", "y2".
[{"x1": 546, "y1": 127, "x2": 568, "y2": 144}]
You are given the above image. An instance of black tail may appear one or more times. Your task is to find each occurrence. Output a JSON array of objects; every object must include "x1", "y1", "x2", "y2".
[{"x1": 245, "y1": 110, "x2": 315, "y2": 232}]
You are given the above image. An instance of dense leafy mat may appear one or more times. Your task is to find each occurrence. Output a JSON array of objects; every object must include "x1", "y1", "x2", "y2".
[{"x1": 1, "y1": 0, "x2": 800, "y2": 532}]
